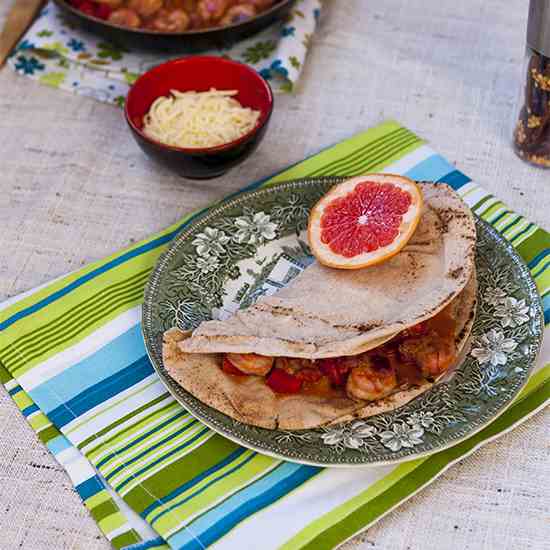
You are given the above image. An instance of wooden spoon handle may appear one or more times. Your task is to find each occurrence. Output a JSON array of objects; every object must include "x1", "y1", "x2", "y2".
[{"x1": 0, "y1": 0, "x2": 46, "y2": 67}]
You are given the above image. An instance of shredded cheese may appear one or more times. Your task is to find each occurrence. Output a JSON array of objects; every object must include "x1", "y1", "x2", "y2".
[{"x1": 142, "y1": 88, "x2": 261, "y2": 149}]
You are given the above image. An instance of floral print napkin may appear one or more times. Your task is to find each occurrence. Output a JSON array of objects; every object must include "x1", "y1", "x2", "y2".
[{"x1": 8, "y1": 0, "x2": 321, "y2": 106}]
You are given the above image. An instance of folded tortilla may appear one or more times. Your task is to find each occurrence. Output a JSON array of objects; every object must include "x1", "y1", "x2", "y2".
[
  {"x1": 179, "y1": 183, "x2": 476, "y2": 359},
  {"x1": 163, "y1": 271, "x2": 477, "y2": 429},
  {"x1": 162, "y1": 182, "x2": 478, "y2": 430}
]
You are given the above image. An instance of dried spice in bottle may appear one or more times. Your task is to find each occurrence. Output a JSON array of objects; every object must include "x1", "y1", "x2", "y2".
[{"x1": 513, "y1": 0, "x2": 550, "y2": 168}]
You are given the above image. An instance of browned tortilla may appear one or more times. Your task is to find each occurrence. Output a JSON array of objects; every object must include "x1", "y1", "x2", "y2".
[
  {"x1": 179, "y1": 183, "x2": 477, "y2": 359},
  {"x1": 163, "y1": 272, "x2": 477, "y2": 430}
]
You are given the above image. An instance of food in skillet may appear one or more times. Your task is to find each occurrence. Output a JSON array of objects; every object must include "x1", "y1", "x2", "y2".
[
  {"x1": 68, "y1": 0, "x2": 277, "y2": 32},
  {"x1": 163, "y1": 178, "x2": 478, "y2": 429}
]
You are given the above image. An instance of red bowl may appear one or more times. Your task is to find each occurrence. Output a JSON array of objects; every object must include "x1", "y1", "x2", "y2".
[{"x1": 125, "y1": 56, "x2": 274, "y2": 179}]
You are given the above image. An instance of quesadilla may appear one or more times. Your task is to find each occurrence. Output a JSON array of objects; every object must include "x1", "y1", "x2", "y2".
[{"x1": 162, "y1": 182, "x2": 478, "y2": 429}]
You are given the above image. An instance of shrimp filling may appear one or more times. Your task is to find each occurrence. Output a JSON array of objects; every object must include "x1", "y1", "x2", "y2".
[{"x1": 220, "y1": 305, "x2": 458, "y2": 400}]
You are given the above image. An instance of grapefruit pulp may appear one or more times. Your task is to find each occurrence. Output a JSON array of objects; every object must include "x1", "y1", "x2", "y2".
[{"x1": 308, "y1": 174, "x2": 423, "y2": 269}]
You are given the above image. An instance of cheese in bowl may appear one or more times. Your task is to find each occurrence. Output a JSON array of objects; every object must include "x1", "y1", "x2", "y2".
[{"x1": 142, "y1": 89, "x2": 261, "y2": 149}]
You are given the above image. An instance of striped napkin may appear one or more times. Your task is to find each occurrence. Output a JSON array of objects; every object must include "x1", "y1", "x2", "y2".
[{"x1": 0, "y1": 121, "x2": 548, "y2": 550}]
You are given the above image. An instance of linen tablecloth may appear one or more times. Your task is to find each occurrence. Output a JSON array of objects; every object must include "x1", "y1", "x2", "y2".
[{"x1": 0, "y1": 120, "x2": 548, "y2": 550}]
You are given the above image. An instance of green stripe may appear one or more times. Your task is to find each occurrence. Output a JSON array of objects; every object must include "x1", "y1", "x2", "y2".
[
  {"x1": 336, "y1": 136, "x2": 421, "y2": 176},
  {"x1": 9, "y1": 286, "x2": 145, "y2": 375},
  {"x1": 517, "y1": 228, "x2": 550, "y2": 264},
  {"x1": 123, "y1": 435, "x2": 239, "y2": 512},
  {"x1": 87, "y1": 403, "x2": 183, "y2": 466},
  {"x1": 297, "y1": 375, "x2": 549, "y2": 550},
  {"x1": 110, "y1": 530, "x2": 141, "y2": 549},
  {"x1": 470, "y1": 194, "x2": 494, "y2": 213},
  {"x1": 0, "y1": 268, "x2": 150, "y2": 362},
  {"x1": 79, "y1": 392, "x2": 171, "y2": 451},
  {"x1": 306, "y1": 127, "x2": 411, "y2": 177},
  {"x1": 3, "y1": 274, "x2": 149, "y2": 372}
]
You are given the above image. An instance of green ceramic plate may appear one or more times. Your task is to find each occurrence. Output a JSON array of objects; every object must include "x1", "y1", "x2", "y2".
[{"x1": 142, "y1": 177, "x2": 544, "y2": 467}]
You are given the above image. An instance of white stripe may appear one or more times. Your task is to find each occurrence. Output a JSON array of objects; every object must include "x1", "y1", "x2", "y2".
[
  {"x1": 379, "y1": 144, "x2": 434, "y2": 174},
  {"x1": 108, "y1": 423, "x2": 206, "y2": 487},
  {"x1": 162, "y1": 459, "x2": 281, "y2": 539},
  {"x1": 456, "y1": 181, "x2": 479, "y2": 197},
  {"x1": 63, "y1": 376, "x2": 167, "y2": 445},
  {"x1": 210, "y1": 466, "x2": 396, "y2": 550},
  {"x1": 487, "y1": 206, "x2": 508, "y2": 223},
  {"x1": 98, "y1": 471, "x2": 159, "y2": 540},
  {"x1": 460, "y1": 186, "x2": 489, "y2": 208},
  {"x1": 17, "y1": 306, "x2": 141, "y2": 391},
  {"x1": 119, "y1": 432, "x2": 215, "y2": 497},
  {"x1": 100, "y1": 415, "x2": 197, "y2": 478},
  {"x1": 82, "y1": 395, "x2": 177, "y2": 456},
  {"x1": 4, "y1": 379, "x2": 18, "y2": 391},
  {"x1": 513, "y1": 224, "x2": 538, "y2": 247},
  {"x1": 57, "y1": 446, "x2": 98, "y2": 486},
  {"x1": 494, "y1": 213, "x2": 519, "y2": 231},
  {"x1": 105, "y1": 524, "x2": 134, "y2": 541},
  {"x1": 505, "y1": 218, "x2": 529, "y2": 240},
  {"x1": 475, "y1": 196, "x2": 499, "y2": 215}
]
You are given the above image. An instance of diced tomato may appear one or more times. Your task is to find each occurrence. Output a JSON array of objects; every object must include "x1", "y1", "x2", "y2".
[
  {"x1": 95, "y1": 3, "x2": 112, "y2": 19},
  {"x1": 222, "y1": 357, "x2": 247, "y2": 376},
  {"x1": 295, "y1": 368, "x2": 322, "y2": 383},
  {"x1": 78, "y1": 1, "x2": 97, "y2": 16},
  {"x1": 407, "y1": 322, "x2": 428, "y2": 336},
  {"x1": 266, "y1": 368, "x2": 302, "y2": 394},
  {"x1": 318, "y1": 358, "x2": 350, "y2": 387}
]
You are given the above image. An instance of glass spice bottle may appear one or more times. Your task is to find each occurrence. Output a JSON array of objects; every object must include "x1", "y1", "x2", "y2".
[{"x1": 513, "y1": 0, "x2": 550, "y2": 168}]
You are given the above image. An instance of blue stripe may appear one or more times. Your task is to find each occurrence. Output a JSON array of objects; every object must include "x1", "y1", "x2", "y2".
[
  {"x1": 510, "y1": 223, "x2": 534, "y2": 243},
  {"x1": 150, "y1": 450, "x2": 255, "y2": 526},
  {"x1": 102, "y1": 417, "x2": 198, "y2": 479},
  {"x1": 404, "y1": 154, "x2": 454, "y2": 182},
  {"x1": 21, "y1": 403, "x2": 40, "y2": 417},
  {"x1": 528, "y1": 249, "x2": 550, "y2": 269},
  {"x1": 115, "y1": 427, "x2": 211, "y2": 492},
  {"x1": 543, "y1": 294, "x2": 550, "y2": 321},
  {"x1": 501, "y1": 216, "x2": 522, "y2": 235},
  {"x1": 48, "y1": 356, "x2": 153, "y2": 427},
  {"x1": 30, "y1": 325, "x2": 145, "y2": 413},
  {"x1": 8, "y1": 385, "x2": 22, "y2": 396},
  {"x1": 125, "y1": 537, "x2": 166, "y2": 550},
  {"x1": 545, "y1": 309, "x2": 550, "y2": 325},
  {"x1": 96, "y1": 411, "x2": 189, "y2": 470},
  {"x1": 436, "y1": 169, "x2": 471, "y2": 190},
  {"x1": 169, "y1": 463, "x2": 320, "y2": 550},
  {"x1": 142, "y1": 447, "x2": 248, "y2": 519},
  {"x1": 75, "y1": 475, "x2": 104, "y2": 500},
  {"x1": 47, "y1": 435, "x2": 73, "y2": 455},
  {"x1": 490, "y1": 210, "x2": 510, "y2": 225}
]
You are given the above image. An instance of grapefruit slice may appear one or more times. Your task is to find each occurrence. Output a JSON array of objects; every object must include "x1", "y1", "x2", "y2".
[{"x1": 308, "y1": 174, "x2": 423, "y2": 269}]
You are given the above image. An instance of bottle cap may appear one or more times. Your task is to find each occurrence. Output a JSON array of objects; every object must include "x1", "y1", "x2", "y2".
[{"x1": 527, "y1": 0, "x2": 550, "y2": 56}]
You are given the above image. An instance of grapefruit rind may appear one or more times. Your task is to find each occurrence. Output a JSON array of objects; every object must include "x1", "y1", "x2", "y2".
[{"x1": 308, "y1": 174, "x2": 423, "y2": 269}]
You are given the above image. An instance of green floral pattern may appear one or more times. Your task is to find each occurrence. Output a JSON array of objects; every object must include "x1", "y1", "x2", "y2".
[{"x1": 8, "y1": 1, "x2": 321, "y2": 104}]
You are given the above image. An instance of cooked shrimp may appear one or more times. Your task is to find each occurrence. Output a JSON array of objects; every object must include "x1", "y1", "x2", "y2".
[
  {"x1": 197, "y1": 0, "x2": 231, "y2": 23},
  {"x1": 150, "y1": 8, "x2": 191, "y2": 31},
  {"x1": 274, "y1": 357, "x2": 313, "y2": 374},
  {"x1": 346, "y1": 358, "x2": 398, "y2": 401},
  {"x1": 128, "y1": 0, "x2": 163, "y2": 17},
  {"x1": 399, "y1": 335, "x2": 456, "y2": 378},
  {"x1": 225, "y1": 353, "x2": 274, "y2": 376},
  {"x1": 108, "y1": 8, "x2": 141, "y2": 27},
  {"x1": 220, "y1": 3, "x2": 256, "y2": 24}
]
